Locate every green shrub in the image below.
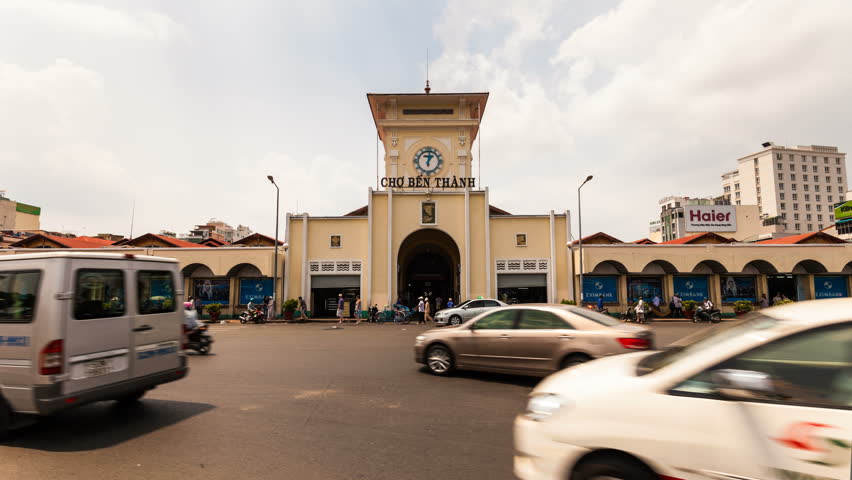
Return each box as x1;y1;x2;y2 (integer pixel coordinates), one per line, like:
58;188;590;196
682;300;698;311
733;300;753;313
560;299;577;305
206;303;222;314
774;298;795;306
283;298;298;313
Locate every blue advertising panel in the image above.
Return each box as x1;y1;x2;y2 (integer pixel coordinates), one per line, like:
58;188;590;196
627;276;663;302
194;279;230;305
814;276;849;299
720;276;756;303
582;276;618;303
673;276;708;302
239;278;274;305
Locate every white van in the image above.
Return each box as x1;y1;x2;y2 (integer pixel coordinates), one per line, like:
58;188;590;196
514;299;852;480
0;252;188;434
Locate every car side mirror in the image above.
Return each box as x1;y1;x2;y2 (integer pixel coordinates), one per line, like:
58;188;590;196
711;369;775;401
462;305;469;310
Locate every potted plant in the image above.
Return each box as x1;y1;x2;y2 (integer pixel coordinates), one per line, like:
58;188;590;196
774;298;795;306
560;299;577;305
733;300;753;316
206;303;222;321
682;300;698;318
283;298;298;321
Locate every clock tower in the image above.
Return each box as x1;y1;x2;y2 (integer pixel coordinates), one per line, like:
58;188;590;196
367;90;488;190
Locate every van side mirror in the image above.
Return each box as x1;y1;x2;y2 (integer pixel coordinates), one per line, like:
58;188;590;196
711;369;775;401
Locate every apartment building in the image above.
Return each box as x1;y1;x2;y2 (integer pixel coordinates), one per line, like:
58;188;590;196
721;143;847;234
654;195;784;242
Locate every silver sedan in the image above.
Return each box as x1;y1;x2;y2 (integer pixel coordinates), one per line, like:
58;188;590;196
434;298;507;326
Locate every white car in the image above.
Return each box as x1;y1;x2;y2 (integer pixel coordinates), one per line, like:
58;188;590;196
514;298;852;480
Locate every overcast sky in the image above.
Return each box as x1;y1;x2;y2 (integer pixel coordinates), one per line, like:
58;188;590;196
2;0;851;241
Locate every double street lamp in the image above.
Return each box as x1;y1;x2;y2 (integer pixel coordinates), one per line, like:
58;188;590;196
577;175;593;305
267;175;280;319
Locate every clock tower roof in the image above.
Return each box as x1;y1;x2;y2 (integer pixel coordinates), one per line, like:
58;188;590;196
366;91;489;142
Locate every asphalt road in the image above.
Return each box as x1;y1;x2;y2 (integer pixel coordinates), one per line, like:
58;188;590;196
2;321;713;480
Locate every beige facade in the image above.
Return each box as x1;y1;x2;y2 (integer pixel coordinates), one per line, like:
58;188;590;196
0;196;40;231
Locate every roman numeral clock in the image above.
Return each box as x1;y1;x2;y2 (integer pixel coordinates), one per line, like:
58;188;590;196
413;147;443;176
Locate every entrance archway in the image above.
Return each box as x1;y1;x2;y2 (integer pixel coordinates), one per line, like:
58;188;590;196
397;229;460;308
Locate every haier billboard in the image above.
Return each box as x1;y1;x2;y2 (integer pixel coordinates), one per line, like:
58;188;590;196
684;205;736;232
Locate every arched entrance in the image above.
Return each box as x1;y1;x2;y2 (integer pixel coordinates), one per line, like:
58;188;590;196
397;229;460;308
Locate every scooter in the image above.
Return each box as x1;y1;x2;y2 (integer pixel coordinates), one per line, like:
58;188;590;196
239;307;266;324
185;324;214;354
620;307;637;322
693;306;721;323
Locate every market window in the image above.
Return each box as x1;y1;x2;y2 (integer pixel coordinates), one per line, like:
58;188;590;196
74;269;125;319
735;192;741;198
818;224;823;230
734;183;740;190
791;174;796;181
815;185;820;192
781;213;786;219
817;205;822;211
806;204;811;211
138;271;176;315
825;166;830;173
777;173;783;180
330;235;341;248
736;200;741;205
816;195;821;201
830;214;835;221
801;165;806;172
826;176;831;183
829;195;834;202
838;177;844;184
777;163;782;170
779;193;785;200
812;156;817;162
838;168;843;174
792;184;798;191
515;233;527;247
828;186;833;192
780;202;786;209
806;214;812;221
421;201;436;224
803;175;808;181
836;158;842;164
792;193;798;200
808;223;813;230
818;214;823;222
813;165;818;172
778;183;783;190
793;204;799;210
775;153;782;160
0;270;41;323
794;213;800;221
795;223;800;230
804;194;810;201
804;185;809;191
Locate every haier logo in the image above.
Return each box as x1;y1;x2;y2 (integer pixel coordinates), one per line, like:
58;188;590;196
689;209;732;222
684;205;736;232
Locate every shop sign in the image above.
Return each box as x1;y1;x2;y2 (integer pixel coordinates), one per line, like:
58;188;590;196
627;276;663;302
673;276;708;301
814;276;849;299
833;200;852;222
380;176;476;189
581;276;618;303
194;279;230;305
720;276;756;303
684;205;736;232
239;278;273;305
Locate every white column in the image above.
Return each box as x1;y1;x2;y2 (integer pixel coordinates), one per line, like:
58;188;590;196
549;210;556;304
565;210;575;302
282;212;291;303
484;188;492;298
387;189;393;306
301;214;309;307
464;188;471;300
366;188;373;306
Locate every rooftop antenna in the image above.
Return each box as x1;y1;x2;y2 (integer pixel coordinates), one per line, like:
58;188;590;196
129;198;136;239
424;48;431;94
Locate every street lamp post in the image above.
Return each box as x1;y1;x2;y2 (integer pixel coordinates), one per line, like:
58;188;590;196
267;175;280;319
577;175;593;305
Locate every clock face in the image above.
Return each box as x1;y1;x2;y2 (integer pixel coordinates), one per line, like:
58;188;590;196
413;147;443;176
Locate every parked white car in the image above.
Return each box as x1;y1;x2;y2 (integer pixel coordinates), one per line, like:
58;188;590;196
0;252;189;435
434;298;507;326
514;298;852;480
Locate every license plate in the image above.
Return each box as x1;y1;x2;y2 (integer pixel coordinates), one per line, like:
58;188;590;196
84;358;112;378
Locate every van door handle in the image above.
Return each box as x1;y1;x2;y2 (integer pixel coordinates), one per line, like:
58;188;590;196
499;334;511;339
133;325;153;332
559;335;573;340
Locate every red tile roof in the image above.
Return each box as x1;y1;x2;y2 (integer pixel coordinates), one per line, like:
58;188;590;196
151;234;208;248
231;233;284;246
658;232;735;245
631;238;657;245
570;232;624;245
9;234;114;248
756;231;846;244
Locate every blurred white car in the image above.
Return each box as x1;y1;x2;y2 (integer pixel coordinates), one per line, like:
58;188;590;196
514;298;852;480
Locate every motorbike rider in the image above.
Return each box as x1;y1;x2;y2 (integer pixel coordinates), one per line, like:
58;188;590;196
184;301;202;331
702;297;715;312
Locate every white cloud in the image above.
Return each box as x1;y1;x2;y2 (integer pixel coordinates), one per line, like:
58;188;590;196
432;0;852;239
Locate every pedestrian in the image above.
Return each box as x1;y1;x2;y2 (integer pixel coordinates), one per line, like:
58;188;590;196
424;297;433;322
597;295;604;312
416;296;426;324
336;294;345;324
671;294;683;318
772;292;782;305
193;295;204;318
298;296;308;322
435;296;443;311
759;293;769;309
635;298;646;324
446;297;454;308
266;295;275;321
354;296;362;325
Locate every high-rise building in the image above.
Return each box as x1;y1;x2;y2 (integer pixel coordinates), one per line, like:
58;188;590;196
654;195;784;242
183;219;253;244
0;191;41;232
721;143;847;234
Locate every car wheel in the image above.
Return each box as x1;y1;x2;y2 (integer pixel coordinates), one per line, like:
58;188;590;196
560;353;591;370
115;390;146;405
573;455;656;480
199;343;211;355
425;344;455;376
449;315;462;326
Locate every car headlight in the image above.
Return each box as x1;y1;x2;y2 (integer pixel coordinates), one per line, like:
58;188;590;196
523;393;566;421
415;335;427;345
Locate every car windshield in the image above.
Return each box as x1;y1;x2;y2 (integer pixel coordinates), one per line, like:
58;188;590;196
454;300;471;309
566;306;621;326
636;315;778;376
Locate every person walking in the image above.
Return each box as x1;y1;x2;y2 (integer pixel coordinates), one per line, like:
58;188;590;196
424;297;433;322
446;297;454;308
298;296;308;322
671;294;683;318
336;294;345;324
354;296;362;325
635;298;646;324
596;295;604;312
416;296;426;324
759;293;769;309
266;295;275;321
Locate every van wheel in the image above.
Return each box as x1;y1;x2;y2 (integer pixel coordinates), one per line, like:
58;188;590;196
560;353;591;370
115;390;146;405
449;315;462;326
573;455;656;480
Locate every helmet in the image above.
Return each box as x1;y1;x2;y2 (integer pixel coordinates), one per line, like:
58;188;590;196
184;301;193;309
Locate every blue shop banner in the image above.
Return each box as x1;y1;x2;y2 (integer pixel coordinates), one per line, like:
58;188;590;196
673;276;708;302
720;276;756;303
239;278;274;305
194;279;230;305
814;276;849;299
582;276;618;303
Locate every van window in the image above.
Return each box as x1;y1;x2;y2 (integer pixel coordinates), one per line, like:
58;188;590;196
74;269;125;319
138;271;176;315
0;270;41;323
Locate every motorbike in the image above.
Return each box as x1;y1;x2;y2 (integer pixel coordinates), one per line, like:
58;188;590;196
185;324;214;354
239;307;266;324
693;306;721;323
620;307;637;322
